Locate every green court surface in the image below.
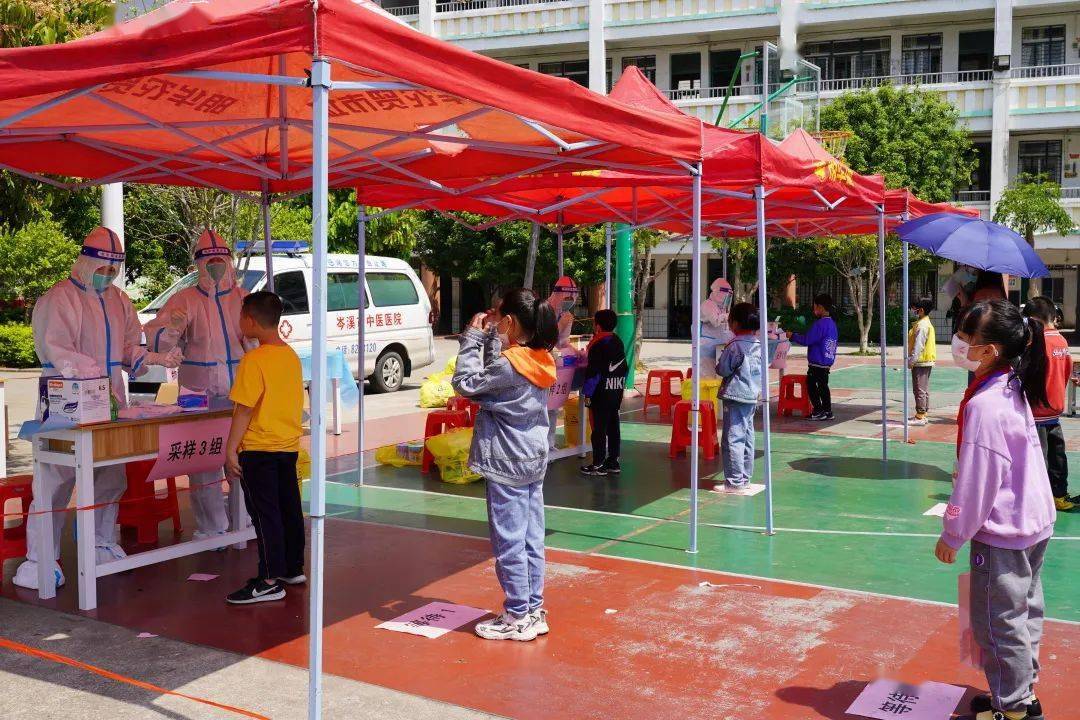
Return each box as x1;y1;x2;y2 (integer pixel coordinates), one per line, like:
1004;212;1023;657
828;364;969;393
318;423;1079;622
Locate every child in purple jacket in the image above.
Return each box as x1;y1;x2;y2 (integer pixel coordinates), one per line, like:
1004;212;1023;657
937;299;1056;720
791;293;838;420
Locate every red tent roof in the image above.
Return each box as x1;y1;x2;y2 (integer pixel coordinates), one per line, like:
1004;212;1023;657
0;0;704;193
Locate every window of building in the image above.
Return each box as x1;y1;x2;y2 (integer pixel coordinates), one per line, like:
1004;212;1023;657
275;271;309;315
958;30;993;73
902;33;942;77
621;55;656;84
709;49;743;94
966;142;991;191
1044;276;1065;305
1021;26;1066;68
670;52;702;94
538;59;589;87
802;37;891;81
368;272;420;307
1018;140;1063;183
644;260;656;308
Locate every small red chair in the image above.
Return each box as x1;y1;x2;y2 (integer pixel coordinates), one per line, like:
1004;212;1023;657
669;401;719;460
119;460;182;545
0;474;33;563
421;409;470;473
446;396;480;427
643;369;684;418
777;374;814;418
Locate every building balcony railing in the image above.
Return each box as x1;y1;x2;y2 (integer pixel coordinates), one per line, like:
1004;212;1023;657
818;70;992;92
1011;64;1080;80
434;0;587;39
954;190;990;203
385;4;419;16
435;0;565;11
1061;187;1080;200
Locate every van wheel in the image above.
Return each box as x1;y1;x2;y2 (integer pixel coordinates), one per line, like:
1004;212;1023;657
371;350;405;393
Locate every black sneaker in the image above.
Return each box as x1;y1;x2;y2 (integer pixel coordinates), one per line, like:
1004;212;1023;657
970;694;1043;720
808;412;824;421
602;460;621;474
226;578;285;605
580;464;608;476
819;411;835;421
277;574;307;586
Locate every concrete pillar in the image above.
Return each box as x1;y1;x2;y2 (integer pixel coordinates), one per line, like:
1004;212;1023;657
588;0;606;93
419;0;436;36
989;0;1013;214
101;183;125;283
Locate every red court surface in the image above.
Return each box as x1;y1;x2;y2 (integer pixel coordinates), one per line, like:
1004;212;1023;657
5;519;1078;720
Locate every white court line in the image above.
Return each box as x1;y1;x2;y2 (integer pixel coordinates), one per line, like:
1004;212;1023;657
324;478;1080;541
336;515;1080;627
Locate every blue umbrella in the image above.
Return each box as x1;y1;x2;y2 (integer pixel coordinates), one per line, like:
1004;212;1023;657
896;213;1049;279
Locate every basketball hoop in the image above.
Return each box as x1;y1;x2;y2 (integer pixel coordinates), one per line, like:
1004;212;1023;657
811;130;853;159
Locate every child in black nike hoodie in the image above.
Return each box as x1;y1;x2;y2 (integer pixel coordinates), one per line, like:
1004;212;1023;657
580;309;627;477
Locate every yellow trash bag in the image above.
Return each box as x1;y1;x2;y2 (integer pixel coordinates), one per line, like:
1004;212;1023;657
419;355;458;408
562;393;592;448
681;378;721;413
425;427;481;484
375;441;424;467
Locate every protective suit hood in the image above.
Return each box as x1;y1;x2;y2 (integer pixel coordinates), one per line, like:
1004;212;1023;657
193;229;236;293
71;227;124;290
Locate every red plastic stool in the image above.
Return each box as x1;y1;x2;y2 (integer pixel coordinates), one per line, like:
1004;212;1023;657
0;475;33;563
778;374;814;417
669;401;719;460
643;369;684;418
119;460;182;545
446;396;480;427
421;409;470;473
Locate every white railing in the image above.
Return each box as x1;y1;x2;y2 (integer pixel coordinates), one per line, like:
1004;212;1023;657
1011;64;1080;80
954;190;990;203
819;70;992;92
606;0;777;24
665;85;760;101
384;4;419;15
1061;187;1080;200
436;0;565;10
436;0;587;38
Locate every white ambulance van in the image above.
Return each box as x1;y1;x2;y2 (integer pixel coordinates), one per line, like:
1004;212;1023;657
136;250;435;393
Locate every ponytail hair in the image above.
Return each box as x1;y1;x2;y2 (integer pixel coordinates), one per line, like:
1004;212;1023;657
959;299;1049;408
499;288;558;351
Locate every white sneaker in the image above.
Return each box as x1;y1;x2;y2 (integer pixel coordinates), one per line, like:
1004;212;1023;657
530;609;549;635
908;416;929;426
475;612;538;641
277;574;307;585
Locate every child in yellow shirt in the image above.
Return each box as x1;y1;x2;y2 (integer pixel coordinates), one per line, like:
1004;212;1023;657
225;292;305;605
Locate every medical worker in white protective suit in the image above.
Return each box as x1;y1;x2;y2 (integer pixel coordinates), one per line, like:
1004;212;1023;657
546;276;581;451
14;227;183;590
699;278;734;379
142;229;248;542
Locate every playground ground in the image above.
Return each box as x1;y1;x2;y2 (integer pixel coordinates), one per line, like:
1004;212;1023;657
1;349;1078;719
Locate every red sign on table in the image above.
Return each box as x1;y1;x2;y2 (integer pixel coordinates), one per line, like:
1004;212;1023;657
147;417;231;482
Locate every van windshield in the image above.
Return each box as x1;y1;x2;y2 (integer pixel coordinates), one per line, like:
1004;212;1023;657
142;269;266;314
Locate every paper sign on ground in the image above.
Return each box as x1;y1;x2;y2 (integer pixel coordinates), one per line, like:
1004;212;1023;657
958;572;984;670
376;602;488;639
147;417;231;483
137;632;158;638
923;503;947;517
710;483;766;497
187;573;219;582
846;679;964;720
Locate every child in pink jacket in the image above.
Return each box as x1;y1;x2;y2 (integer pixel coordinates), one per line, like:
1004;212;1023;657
938;299;1056;720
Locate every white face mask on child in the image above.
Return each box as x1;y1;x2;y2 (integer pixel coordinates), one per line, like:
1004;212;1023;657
950;335;982;371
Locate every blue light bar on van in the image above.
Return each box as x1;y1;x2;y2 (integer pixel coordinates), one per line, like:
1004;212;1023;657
235;241;311;253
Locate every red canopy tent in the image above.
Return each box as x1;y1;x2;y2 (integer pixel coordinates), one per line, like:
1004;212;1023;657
0;3;714;718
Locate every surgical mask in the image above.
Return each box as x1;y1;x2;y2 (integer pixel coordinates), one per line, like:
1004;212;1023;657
498;332;510;347
950;336;982;371
207;260;228;284
92;271;115;291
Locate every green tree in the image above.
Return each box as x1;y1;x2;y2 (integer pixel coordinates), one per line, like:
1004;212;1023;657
993;175;1074;299
0;217;80;319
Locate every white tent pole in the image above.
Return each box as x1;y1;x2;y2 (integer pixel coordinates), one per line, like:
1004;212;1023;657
358;203;367;484
604;223;612;309
261;186;275;292
755;185;775;536
901;216;910;443
557;214;564;277
307;57;331;720
877;207;888;463
688;165;702;554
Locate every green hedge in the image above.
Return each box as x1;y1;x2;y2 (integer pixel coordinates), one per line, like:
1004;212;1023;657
0;323;38;368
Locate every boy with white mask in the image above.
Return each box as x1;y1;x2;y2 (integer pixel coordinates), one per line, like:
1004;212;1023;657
143;229;249;541
14;227;182;590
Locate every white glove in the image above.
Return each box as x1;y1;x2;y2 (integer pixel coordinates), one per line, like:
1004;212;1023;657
59;360;103;379
167;310;188;332
147;348;184;369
